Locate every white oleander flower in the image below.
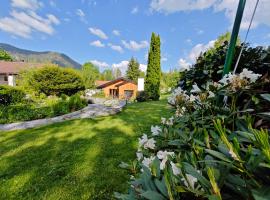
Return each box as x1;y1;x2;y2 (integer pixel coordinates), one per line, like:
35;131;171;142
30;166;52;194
189;94;196;102
142;156;155;169
157;150;175;170
136;152;143;161
166;117;174;126
170;162;181;175
181;173;198;189
138;134;156;149
190;83;201;93
151;125;162;136
208;91;215;98
161;117;166;124
240;68;261;83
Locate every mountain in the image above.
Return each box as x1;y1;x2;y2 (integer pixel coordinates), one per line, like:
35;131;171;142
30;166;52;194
0;43;82;69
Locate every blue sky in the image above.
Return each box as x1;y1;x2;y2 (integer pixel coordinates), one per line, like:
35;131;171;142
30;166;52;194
0;0;269;72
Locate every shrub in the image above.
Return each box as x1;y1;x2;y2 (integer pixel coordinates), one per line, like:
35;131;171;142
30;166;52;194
68;94;87;112
0;85;25;105
117;68;270;200
29;66;85;96
136;91;149;102
0;94;87;124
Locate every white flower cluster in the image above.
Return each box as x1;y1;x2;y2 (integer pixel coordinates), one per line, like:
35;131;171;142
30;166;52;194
151;125;162;136
161;117;174;126
219;68;261;91
157;150;175;170
138;134;156;150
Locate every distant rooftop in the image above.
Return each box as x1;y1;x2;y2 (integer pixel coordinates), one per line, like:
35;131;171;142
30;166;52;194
0;61;47;74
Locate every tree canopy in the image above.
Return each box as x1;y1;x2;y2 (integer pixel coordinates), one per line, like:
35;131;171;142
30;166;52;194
29;66;85;96
126;57;140;82
81;62;100;89
0;49;13;61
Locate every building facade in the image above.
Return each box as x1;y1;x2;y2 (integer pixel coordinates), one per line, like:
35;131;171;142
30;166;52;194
96;77;138;99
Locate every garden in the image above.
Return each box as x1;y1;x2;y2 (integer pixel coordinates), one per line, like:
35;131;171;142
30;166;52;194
0;66;87;124
116;38;270;199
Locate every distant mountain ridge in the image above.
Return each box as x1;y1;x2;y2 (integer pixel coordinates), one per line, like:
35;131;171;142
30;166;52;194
0;43;82;69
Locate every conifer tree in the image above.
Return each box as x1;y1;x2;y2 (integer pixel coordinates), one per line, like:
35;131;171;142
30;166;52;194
126;57;140;82
145;33;161;100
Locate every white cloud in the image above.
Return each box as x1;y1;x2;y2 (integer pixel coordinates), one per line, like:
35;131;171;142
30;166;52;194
139;64;147;72
150;0;270;29
11;0;43;10
0;10;60;38
186;38;192;44
161;56;168;62
214;0;270;29
108;43;123;53
112;29;120;36
76;9;88;23
91;60;109;68
76;9;85;17
11;10;59;34
0;17;31;38
112;60;147;75
188;40;215;62
178;58;191;71
122;40;149;51
131;6;139;14
47;14;60;25
197;29;204;35
89;27;108;39
0;0;60;38
150;0;216;13
90;40;105;47
112;60;129;74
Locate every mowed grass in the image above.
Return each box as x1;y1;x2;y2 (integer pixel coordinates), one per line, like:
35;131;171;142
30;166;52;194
0;97;172;200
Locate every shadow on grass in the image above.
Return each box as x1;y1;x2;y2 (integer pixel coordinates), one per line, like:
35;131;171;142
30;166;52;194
0;98;173;199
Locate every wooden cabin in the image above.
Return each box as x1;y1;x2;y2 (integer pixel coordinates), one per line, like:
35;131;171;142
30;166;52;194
96;77;138;99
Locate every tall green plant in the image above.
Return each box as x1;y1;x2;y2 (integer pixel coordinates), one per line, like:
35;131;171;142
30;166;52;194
126;57;140;82
145;33;161;100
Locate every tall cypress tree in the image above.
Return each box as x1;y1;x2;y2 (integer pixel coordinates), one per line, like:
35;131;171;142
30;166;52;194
126;57;140;82
145;33;161;100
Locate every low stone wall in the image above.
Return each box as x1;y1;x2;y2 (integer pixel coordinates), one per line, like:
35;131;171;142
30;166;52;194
0;101;126;131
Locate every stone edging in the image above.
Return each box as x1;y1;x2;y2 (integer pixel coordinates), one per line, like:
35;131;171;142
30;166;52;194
0;101;126;131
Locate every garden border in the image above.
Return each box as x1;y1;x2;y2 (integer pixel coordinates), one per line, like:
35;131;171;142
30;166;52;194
0;101;126;131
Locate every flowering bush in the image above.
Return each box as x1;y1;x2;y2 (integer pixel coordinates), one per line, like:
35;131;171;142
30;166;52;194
116;69;270;200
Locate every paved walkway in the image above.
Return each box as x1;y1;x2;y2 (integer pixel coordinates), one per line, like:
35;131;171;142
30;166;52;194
0;102;126;131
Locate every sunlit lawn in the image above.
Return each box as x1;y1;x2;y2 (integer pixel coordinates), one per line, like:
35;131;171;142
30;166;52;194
0;97;172;200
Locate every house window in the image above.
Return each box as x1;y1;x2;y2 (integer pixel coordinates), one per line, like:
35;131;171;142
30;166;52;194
4;75;8;81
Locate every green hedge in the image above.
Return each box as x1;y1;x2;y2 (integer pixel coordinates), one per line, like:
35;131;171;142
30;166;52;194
0;85;25;105
0;94;87;124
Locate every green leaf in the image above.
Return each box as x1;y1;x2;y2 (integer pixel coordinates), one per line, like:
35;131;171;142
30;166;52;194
260;94;270;102
205;149;231;163
183;162;211;189
141;191;166;200
252;187;270;200
208;194;222;200
154;178;168;197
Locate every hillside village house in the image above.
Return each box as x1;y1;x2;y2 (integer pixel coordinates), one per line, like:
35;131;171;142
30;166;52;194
96;77;141;99
0;61;44;86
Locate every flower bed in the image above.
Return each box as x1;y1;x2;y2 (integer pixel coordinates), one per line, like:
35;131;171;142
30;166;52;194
116;69;270;200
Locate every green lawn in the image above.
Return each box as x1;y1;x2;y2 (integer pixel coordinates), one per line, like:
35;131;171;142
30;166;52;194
0;97;172;200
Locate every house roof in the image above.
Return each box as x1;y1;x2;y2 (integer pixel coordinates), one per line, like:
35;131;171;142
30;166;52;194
97;77;136;89
95;80;110;86
0;61;46;74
